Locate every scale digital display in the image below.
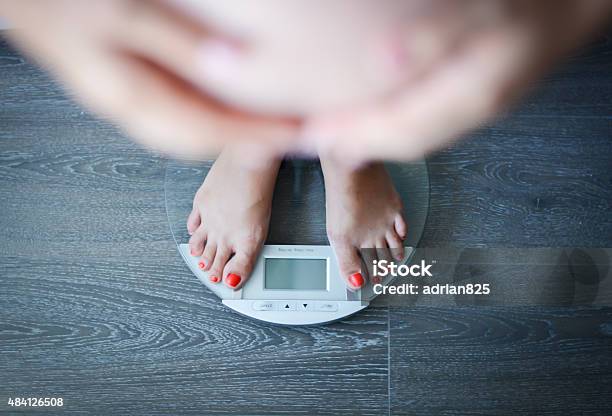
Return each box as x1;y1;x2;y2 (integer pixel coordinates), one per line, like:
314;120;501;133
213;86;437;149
264;258;328;290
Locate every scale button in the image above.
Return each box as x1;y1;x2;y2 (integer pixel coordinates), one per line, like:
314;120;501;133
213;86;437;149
277;302;296;311
315;302;338;312
252;301;275;311
298;302;314;311
279;302;296;311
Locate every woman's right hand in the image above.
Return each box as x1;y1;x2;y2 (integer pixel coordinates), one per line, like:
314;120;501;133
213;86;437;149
0;0;299;159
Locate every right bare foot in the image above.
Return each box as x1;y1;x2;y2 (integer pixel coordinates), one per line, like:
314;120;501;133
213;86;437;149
187;148;280;290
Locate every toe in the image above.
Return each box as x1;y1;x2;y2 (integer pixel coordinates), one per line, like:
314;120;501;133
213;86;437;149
386;231;405;261
188;227;206;257
187;208;201;236
332;239;365;291
200;240;217;272
394;214;408;240
374;240;393;284
208;245;231;285
222;249;257;291
360;244;378;284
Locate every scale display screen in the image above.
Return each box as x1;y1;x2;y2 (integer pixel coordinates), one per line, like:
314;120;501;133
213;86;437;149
264;258;328;290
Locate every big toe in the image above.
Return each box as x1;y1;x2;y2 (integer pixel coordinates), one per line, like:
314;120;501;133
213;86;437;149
223;249;258;291
331;239;365;291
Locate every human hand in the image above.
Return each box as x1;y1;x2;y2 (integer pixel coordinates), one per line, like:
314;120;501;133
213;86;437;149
0;0;299;159
300;0;612;164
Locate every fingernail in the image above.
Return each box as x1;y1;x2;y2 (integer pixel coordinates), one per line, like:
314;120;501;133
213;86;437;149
210;275;220;284
198;40;241;82
348;272;364;288
226;273;241;288
198;261;206;269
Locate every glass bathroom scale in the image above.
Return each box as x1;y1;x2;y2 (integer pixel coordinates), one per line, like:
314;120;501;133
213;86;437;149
165;159;429;325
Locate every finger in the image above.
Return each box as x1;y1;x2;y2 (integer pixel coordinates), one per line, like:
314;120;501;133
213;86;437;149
383;1;479;79
305;27;530;163
110;0;230;91
74;52;298;159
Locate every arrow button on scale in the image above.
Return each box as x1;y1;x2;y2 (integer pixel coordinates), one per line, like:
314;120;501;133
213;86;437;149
281;302;296;311
298;302;314;312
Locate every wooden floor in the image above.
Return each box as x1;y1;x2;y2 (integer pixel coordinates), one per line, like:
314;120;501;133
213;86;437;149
1;32;611;415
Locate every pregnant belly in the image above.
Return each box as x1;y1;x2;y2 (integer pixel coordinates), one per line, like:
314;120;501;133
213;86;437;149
176;0;413;116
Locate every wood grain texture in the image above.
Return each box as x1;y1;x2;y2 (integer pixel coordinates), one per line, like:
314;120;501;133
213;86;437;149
422;90;612;247
1;257;388;415
0;37;388;415
389;307;612;416
1;28;612;416
388;32;612;416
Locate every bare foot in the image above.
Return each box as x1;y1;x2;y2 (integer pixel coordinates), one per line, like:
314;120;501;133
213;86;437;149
187;148;280;290
320;158;407;290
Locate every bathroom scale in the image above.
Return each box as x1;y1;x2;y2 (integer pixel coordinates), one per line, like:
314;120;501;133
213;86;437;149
165;159;429;325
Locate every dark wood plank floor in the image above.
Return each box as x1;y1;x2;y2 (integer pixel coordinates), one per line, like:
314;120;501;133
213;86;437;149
1;30;611;416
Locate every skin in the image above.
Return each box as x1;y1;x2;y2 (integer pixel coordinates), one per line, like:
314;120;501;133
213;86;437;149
301;0;612;164
0;0;298;160
187;147;408;291
319;157;407;290
3;1;611;291
185;0;612;290
188;0;612;164
3;1;611;161
187;146;281;290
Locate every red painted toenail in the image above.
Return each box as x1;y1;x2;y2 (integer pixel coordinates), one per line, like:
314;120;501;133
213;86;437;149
198;261;206;269
349;272;364;288
226;273;241;288
210;275;220;283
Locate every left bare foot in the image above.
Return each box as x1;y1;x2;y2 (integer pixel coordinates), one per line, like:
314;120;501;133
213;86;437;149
320;158;407;290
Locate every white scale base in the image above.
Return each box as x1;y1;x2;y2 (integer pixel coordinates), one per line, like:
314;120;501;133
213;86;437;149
179;244;413;326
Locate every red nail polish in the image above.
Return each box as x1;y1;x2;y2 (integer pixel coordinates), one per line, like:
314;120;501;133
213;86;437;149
198;261;205;269
210;275;220;283
349;272;364;288
226;273;241;288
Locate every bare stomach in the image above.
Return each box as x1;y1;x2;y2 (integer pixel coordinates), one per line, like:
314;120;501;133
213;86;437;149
173;0;413;116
